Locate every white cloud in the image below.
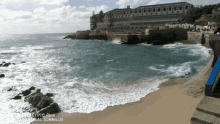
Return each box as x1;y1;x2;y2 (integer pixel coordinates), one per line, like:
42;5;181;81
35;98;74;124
1;0;28;8
79;6;86;8
0;0;69;7
116;0;130;8
36;0;69;5
0;4;109;34
34;7;47;14
86;5;109;13
147;0;160;5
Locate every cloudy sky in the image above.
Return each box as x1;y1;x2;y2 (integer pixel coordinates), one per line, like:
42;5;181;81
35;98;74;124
0;0;219;34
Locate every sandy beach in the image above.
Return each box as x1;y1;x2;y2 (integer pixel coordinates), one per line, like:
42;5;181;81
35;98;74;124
32;44;214;124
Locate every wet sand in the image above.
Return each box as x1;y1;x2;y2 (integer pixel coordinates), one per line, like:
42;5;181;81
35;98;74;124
32;44;213;124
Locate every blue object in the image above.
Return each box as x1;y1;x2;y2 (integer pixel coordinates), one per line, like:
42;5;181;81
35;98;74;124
205;55;220;96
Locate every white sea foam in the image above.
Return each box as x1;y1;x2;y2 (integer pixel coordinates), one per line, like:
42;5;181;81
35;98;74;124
112;39;121;44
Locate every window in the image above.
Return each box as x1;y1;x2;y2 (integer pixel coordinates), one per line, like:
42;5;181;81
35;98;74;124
177;11;179;13
180;6;182;10
171;7;174;10
186;6;188;9
139;10;141;13
158;8;160;11
169;7;171;11
153;9;155;12
163;8;166;11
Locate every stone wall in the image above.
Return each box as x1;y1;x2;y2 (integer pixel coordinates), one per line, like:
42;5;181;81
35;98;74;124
209;34;220;67
187;32;213;44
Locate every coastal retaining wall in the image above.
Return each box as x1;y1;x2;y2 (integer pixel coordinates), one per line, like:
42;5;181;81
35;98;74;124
149;28;188;41
209;34;220;67
187;32;213;44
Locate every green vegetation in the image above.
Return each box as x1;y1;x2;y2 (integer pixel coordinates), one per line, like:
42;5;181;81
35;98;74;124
183;3;220;24
99;10;104;22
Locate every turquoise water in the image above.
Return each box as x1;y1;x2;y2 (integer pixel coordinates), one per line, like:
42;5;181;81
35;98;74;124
0;34;211;123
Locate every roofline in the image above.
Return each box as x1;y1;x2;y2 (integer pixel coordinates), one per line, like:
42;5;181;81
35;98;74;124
105;2;194;13
136;2;194;8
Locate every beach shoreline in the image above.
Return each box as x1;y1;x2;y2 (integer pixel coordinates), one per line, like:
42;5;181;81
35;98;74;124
31;43;213;124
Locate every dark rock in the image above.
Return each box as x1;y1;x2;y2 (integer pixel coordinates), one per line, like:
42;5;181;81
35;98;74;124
0;62;14;67
36;96;54;109
27;92;44;107
29;86;35;91
152;40;164;45
38;103;61;115
7;88;13;91
21;61;26;63
22;90;31;96
63;34;76;39
122;35;140;44
2;63;11;67
45;93;54;97
12;95;22;100
0;74;5;78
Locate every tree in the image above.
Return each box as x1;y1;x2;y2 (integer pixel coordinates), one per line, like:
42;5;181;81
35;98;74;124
91;11;98;30
108;12;114;29
99;10;104;22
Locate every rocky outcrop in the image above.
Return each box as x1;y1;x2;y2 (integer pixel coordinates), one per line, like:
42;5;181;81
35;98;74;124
122;35;141;44
152;40;174;45
0;61;15;67
63;34;76;39
10;86;61;118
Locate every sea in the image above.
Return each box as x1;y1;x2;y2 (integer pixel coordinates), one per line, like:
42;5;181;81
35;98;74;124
0;33;212;124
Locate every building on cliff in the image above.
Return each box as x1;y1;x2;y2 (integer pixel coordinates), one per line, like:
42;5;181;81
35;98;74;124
90;2;194;31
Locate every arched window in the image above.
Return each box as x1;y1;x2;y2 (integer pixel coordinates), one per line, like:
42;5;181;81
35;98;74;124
174;7;176;10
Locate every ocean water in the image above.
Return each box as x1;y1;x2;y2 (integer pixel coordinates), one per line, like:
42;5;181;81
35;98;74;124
0;33;212;124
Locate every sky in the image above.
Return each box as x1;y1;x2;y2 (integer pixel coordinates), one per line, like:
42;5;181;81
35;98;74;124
0;0;219;34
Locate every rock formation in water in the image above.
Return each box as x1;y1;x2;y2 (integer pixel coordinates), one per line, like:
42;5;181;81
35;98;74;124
10;86;61;118
0;61;15;67
0;74;5;78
